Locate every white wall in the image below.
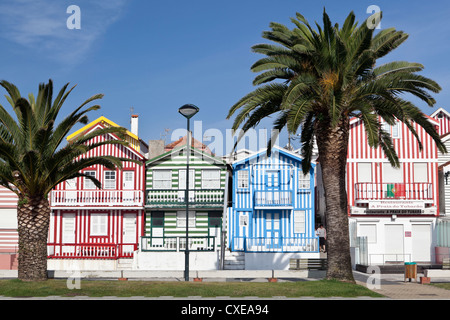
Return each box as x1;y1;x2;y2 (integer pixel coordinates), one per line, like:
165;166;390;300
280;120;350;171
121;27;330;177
352;217;437;264
134;251;220;270
244;252;320;270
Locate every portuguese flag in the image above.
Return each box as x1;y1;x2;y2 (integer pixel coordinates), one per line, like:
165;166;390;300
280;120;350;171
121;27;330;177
387;183;405;198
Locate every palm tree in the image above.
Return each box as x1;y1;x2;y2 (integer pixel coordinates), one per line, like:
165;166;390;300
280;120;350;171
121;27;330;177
226;10;446;282
0;79;134;281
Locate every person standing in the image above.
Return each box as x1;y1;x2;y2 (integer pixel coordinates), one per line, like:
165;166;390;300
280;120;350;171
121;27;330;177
318;225;327;253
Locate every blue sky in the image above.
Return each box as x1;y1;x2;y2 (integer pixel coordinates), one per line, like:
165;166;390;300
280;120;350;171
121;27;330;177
0;0;449;155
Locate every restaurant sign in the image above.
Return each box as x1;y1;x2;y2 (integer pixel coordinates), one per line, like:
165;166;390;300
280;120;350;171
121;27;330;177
368;200;425;210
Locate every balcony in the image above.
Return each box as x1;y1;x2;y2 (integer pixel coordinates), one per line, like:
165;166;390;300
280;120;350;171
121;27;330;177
50;190;143;207
254;190;292;208
354;183;433;202
146;189;224;208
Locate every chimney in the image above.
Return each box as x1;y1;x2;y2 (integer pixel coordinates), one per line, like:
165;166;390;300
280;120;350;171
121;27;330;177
131;114;139;136
148;140;165;160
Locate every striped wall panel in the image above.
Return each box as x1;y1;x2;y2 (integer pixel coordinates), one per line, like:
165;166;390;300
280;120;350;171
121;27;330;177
146;149;227;190
54;127;145;193
145;211;211;237
0;187;18;208
0;229;18;253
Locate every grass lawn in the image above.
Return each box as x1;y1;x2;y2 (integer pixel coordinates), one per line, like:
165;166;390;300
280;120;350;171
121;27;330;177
0;278;384;298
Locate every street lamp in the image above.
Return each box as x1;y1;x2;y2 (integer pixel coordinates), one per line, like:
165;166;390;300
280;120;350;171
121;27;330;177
178;104;199;281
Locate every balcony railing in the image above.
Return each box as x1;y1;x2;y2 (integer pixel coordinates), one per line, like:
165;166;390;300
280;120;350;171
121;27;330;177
146;189;224;207
47;243;137;259
50;190;143;206
230;237;318;253
254;190;292;207
140;236;216;252
354;183;433;201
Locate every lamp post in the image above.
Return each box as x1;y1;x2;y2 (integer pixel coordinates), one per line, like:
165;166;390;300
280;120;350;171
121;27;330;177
178;104;199;281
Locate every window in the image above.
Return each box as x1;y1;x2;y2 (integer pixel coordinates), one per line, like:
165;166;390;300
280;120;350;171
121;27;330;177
153;170;172;189
414;163;428;183
83;171;96;189
294;210;306;234
237;170;249;189
298;172;310;189
90;213;108;236
202;170;221;189
383;163;402;183
266;170;279;187
66;178;77;190
358;163;372;183
151;212;164;227
177;211;195;228
179;169;195;190
104;171;116;189
383;121;401;139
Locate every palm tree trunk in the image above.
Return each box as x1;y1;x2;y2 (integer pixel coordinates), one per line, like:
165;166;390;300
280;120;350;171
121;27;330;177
17;195;50;281
316;117;355;283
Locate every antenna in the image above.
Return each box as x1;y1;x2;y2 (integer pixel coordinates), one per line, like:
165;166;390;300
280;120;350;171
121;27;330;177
160;128;171;143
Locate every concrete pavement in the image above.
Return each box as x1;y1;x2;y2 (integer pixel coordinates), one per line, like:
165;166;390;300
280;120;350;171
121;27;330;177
353;271;450;299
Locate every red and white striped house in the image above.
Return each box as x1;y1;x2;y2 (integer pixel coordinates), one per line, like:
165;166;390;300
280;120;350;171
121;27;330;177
316;114;441;266
48;115;148;271
430;108;450;262
346;115;440;265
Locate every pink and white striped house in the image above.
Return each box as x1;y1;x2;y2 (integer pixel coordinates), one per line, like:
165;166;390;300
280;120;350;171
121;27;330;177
0;186;19;270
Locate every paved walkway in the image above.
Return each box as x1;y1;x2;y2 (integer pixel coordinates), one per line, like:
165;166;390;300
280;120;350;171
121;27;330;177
353;271;450;299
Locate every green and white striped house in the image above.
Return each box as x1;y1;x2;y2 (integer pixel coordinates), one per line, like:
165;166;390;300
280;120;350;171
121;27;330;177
142;142;228;262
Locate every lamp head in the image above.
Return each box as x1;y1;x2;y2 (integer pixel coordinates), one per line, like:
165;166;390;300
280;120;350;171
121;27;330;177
178;104;199;119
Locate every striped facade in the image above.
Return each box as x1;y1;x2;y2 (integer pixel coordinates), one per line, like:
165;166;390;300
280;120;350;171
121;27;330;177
228;146;318;254
437;134;450;216
143;145;227;253
48;117;147;263
341;115;441;265
431;108;450;137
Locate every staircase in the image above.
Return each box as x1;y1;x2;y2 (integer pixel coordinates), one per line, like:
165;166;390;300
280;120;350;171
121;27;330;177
223;251;245;270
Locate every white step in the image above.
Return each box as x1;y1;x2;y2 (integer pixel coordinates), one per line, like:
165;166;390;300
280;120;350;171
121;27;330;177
224;251;245;270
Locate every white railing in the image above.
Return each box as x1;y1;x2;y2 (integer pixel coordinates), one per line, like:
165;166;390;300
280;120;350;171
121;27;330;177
355;183;433;201
50;190;143;206
231;237;318;252
146;189;224;206
140;236;216;252
47;243;137;259
254;190;292;207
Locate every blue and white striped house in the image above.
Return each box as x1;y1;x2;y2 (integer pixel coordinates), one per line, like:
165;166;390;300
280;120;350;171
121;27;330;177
227;146;319;269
